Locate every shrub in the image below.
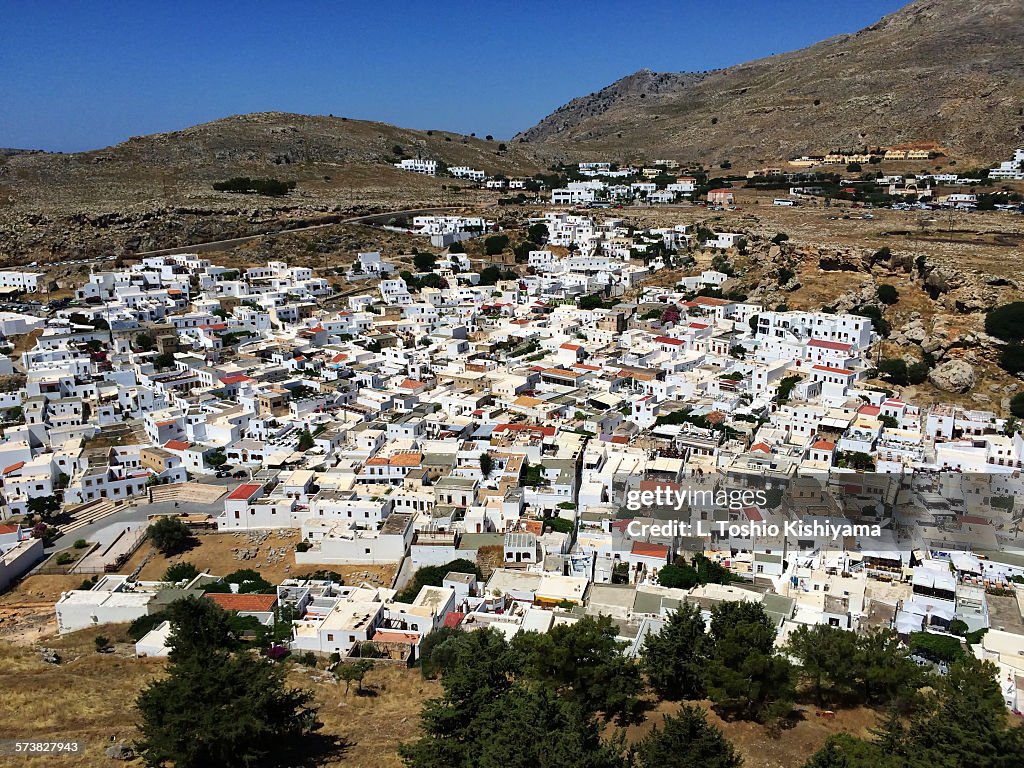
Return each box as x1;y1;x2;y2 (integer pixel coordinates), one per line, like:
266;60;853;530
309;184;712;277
909;631;964;663
484;234;510;256
999;343;1024;374
148;517;196;556
164;562;200;583
55;552;74;565
985;302;1024;343
1011;392;1024;419
73;538;88;549
877;284;899;304
212;177;295;196
879;358;909;385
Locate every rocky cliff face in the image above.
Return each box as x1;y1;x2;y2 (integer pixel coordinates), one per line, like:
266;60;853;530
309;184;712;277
516;0;1024;164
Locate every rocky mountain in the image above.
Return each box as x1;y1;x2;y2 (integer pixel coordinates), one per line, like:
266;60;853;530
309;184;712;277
0;112;541;212
516;0;1024;165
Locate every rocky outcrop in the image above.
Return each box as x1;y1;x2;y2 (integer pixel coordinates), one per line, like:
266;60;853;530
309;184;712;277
928;359;976;392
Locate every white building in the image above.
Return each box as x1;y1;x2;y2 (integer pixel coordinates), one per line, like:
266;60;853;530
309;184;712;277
395;158;438;175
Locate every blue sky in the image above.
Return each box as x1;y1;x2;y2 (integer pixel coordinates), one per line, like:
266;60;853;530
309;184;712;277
0;0;907;152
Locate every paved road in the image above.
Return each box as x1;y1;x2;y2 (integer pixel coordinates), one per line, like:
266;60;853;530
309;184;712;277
132;206;460;258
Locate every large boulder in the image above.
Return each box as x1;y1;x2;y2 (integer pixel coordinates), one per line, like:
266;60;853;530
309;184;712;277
893;318;928;345
928;359;975;393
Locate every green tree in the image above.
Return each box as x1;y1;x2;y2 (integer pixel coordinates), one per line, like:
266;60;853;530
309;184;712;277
147;517;196;556
137;642;319;767
396;559;480;603
877;284;899;305
704;602;793;722
985;302;1024;343
527;222;548;243
136;332;155;352
785;623;859;705
164;596;235;659
802;656;1024;768
297;428;315;451
335;659;375;695
413;251;437;272
472;685;627;768
1011;391;1024;419
998;343;1024;374
853;628;921;705
484;234;510;255
801;733;900;768
515;614;642;724
909;656;1024;768
401;627;627;768
27;494;60;521
203;568;275;595
163;561;200;583
636;706;743;768
400;628;516;767
479;266;502;285
908;632;964;664
642;602;710;700
478;452;493;478
878;358;909;385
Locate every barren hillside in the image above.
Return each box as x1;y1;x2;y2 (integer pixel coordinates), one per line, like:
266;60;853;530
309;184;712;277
516;0;1024;165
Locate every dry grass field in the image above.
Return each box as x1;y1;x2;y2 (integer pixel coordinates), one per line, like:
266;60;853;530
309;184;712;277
115;530;396;589
0;628;884;768
625;698;878;768
0;628;437;768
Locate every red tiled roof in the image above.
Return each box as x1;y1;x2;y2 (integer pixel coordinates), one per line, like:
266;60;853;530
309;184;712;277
653;335;684;346
443;612;465;629
2;461;25;475
164;440;190;451
0;524;20;534
227;483;262;501
743;507;764;522
959;515;990;526
372;630;420;644
493;424;556;437
812;364;853;375
631;542;669;558
206;593;277;612
687;296;732;307
811;440;836;451
751;442;772;453
220;374;254;385
858;405;881;417
808;339;852;351
559;343;582;351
